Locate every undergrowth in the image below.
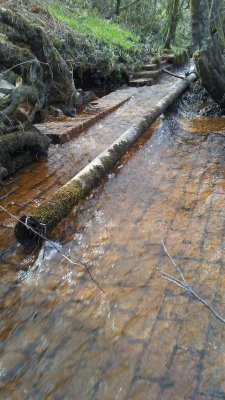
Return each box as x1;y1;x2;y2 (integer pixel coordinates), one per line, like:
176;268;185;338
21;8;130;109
48;2;143;70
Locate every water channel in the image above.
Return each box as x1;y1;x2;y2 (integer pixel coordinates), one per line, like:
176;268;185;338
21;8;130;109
1;74;225;399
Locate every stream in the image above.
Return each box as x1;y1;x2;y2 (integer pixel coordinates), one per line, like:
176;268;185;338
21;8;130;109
1;71;225;399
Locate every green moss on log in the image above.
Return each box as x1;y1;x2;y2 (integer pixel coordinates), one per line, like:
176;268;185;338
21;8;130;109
32;181;84;229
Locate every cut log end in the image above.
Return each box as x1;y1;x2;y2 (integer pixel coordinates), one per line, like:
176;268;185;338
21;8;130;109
14;215;45;251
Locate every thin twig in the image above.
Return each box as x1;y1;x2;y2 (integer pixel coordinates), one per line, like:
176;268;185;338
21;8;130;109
0;189;13;200
160;240;225;324
0;183;8;200
162;240;187;286
0;204;104;292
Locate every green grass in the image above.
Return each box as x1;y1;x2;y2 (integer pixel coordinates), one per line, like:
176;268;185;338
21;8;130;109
48;2;142;70
49;4;140;51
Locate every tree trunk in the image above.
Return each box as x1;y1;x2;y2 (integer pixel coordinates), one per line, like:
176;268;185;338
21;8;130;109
191;0;225;107
164;0;180;49
191;0;210;49
115;0;121;15
209;0;225;44
194;33;225;108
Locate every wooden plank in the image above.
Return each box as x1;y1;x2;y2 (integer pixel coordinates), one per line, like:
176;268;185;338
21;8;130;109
142;63;158;71
129;78;153;87
133;70;161;79
35;88;137;144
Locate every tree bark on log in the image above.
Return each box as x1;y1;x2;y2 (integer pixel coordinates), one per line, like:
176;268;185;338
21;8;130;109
14;72;197;249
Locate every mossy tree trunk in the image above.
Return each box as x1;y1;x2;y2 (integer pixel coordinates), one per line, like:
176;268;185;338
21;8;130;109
115;0;121;15
191;0;210;49
194;33;225;108
164;0;180;49
191;0;225;108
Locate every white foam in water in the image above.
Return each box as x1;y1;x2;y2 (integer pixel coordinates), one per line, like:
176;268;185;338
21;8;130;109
35;241;62;267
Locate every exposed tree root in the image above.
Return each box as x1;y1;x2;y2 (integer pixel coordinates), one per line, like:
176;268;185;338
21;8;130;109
0;6;81;131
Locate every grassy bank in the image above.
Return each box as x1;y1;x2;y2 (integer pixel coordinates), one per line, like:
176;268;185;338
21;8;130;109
48;2;143;71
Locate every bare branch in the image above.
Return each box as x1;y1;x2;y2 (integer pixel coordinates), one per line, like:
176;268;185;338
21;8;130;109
162;69;185;80
159;240;225;324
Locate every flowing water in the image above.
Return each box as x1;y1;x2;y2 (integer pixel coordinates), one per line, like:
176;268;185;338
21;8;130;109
1;76;225;399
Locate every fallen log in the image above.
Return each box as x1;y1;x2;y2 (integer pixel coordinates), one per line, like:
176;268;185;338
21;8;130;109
14;72;197;249
0;128;51;180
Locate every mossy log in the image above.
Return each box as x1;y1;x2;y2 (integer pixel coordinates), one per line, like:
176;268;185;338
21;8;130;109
14;72;197;249
0;127;51;179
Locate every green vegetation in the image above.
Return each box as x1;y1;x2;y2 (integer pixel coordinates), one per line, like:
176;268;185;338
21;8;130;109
48;2;143;69
49;5;139;50
47;0;192;67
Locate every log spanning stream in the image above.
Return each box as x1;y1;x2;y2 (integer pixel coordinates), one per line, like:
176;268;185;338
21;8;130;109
1;70;225;398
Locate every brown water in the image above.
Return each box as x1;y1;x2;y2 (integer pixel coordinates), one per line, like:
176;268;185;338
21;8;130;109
1;82;225;399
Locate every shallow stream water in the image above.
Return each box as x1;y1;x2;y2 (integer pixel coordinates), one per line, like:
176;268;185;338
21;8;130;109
1;77;225;399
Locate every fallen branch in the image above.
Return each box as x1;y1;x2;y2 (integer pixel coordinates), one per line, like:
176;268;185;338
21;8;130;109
158;240;225;324
162;68;185;79
0;204;104;292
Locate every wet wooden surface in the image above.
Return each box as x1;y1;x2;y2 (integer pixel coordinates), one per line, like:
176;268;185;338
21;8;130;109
35;88;137;143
